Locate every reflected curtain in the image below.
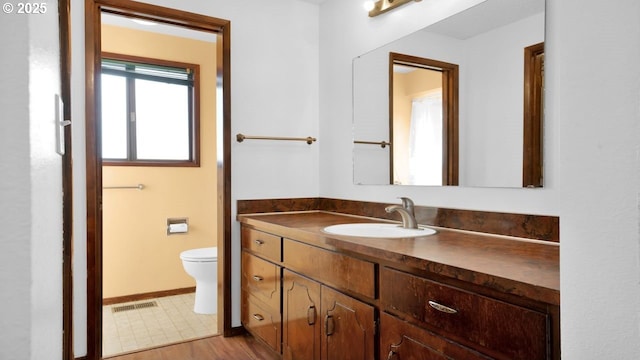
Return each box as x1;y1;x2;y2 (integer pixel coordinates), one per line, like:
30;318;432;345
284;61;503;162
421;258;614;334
408;92;443;185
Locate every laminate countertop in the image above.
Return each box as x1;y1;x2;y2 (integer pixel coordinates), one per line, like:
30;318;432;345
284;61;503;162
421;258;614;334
237;211;559;306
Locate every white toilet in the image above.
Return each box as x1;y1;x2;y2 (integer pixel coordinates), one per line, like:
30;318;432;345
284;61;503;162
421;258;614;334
180;247;218;314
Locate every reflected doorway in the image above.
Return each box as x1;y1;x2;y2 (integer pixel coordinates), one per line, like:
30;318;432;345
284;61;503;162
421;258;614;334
389;52;459;186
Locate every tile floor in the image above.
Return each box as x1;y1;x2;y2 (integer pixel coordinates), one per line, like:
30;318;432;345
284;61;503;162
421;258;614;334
102;293;218;357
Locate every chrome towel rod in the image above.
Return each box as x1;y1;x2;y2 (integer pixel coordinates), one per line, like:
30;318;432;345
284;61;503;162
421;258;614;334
354;140;391;149
103;184;145;190
236;133;317;145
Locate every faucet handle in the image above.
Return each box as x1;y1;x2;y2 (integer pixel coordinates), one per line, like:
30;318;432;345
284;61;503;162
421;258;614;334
399;197;414;207
398;197;415;217
399;196;414;208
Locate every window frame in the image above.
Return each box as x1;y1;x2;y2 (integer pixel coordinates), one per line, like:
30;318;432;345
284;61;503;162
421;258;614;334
100;52;201;167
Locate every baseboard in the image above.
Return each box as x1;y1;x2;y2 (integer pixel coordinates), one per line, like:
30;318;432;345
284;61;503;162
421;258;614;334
103;287;196;306
225;325;246;337
74;357;87;360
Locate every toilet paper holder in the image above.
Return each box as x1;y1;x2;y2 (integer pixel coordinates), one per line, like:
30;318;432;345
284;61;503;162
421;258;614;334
167;218;189;235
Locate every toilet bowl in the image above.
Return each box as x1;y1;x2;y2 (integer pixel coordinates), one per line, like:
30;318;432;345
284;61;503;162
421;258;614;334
180;247;218;314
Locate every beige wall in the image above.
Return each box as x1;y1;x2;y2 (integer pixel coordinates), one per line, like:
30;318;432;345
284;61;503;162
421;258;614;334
392;69;441;184
101;25;217;298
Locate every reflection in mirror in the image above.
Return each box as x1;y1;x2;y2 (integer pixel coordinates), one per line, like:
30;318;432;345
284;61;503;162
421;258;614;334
353;0;545;188
390;53;459;186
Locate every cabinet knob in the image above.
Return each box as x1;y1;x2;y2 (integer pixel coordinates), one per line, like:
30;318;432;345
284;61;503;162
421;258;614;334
254;239;265;245
252;313;264;321
428;300;458;314
386;350;399;360
252;275;264;282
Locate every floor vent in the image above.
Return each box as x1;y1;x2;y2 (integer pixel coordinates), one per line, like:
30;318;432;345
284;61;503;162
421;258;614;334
112;301;158;313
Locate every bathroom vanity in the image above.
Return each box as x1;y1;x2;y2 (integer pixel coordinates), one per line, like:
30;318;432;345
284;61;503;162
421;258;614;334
237;202;559;360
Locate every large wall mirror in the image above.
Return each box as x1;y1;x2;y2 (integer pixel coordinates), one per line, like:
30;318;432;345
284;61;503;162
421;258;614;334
353;0;545;188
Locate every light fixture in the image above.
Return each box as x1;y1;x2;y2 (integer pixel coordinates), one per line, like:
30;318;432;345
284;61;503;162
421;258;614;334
363;1;376;12
368;0;422;17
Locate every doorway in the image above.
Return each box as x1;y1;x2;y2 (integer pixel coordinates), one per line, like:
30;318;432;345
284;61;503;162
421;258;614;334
84;1;231;359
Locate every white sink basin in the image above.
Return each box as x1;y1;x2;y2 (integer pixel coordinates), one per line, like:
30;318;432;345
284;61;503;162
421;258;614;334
323;223;436;238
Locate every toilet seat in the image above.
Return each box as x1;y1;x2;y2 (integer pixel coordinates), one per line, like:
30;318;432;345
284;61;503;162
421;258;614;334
180;247;217;262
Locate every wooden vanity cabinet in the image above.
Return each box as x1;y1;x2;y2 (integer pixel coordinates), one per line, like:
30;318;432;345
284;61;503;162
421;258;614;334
239;222;558;360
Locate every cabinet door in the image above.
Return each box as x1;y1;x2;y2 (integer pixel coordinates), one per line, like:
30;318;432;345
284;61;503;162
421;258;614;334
321;286;375;360
283;270;321;360
380;312;493;360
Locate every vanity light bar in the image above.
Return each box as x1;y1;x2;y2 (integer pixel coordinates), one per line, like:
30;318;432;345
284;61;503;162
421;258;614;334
368;0;422;17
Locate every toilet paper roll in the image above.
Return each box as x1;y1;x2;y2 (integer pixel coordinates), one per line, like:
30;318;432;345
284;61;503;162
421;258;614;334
168;222;188;233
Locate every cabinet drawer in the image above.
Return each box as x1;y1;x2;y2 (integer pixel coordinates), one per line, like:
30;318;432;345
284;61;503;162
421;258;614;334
242;227;282;263
381;312;492;360
242;251;281;311
381;267;549;360
283;238;376;299
241;291;282;353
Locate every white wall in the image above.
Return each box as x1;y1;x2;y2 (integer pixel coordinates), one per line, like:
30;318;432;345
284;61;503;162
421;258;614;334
320;0;640;358
0;10;32;359
0;1;63;359
551;0;640;358
70;0;319;356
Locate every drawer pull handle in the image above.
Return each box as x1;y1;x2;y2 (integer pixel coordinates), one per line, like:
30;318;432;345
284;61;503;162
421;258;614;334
307;305;316;325
325;315;335;336
387;350;398;360
428;300;458;314
254;239;265;245
252;275;264;282
252;313;264;321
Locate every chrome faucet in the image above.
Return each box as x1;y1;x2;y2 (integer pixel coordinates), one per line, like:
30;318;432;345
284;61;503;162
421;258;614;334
385;197;418;229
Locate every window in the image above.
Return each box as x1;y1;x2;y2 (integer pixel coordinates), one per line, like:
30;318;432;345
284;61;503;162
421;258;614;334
100;53;200;166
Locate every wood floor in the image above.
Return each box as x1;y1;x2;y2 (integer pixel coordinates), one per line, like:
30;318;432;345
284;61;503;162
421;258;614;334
105;334;279;360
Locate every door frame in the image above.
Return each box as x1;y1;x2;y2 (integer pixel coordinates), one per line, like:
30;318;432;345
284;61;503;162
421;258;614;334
59;0;73;358
84;1;232;359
